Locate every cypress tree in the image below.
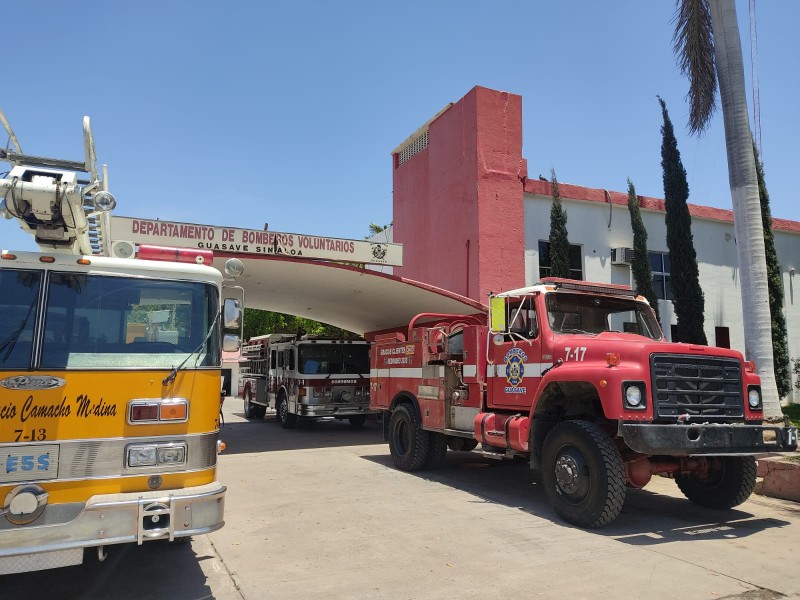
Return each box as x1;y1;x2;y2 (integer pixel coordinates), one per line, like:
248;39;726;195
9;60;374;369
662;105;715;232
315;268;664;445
753;143;791;398
549;168;571;279
658;97;707;345
626;178;660;322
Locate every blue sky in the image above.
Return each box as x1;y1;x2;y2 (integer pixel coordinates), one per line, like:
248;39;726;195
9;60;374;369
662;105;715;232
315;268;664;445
2;1;798;253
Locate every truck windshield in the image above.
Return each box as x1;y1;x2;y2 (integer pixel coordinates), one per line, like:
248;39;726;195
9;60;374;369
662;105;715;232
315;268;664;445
39;273;220;369
0;269;42;369
298;344;369;375
545;292;662;340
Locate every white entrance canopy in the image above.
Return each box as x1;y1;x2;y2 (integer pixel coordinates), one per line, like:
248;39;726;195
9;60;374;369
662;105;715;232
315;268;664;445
110;215;483;336
214;255;485;337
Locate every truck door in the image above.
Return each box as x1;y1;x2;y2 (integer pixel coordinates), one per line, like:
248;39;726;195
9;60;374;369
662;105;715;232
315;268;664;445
488;296;544;410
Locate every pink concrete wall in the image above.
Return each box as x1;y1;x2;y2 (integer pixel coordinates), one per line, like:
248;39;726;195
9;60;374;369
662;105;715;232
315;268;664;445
393;86;526;302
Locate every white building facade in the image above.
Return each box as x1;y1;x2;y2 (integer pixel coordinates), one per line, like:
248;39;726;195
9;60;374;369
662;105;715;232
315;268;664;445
523;183;800;401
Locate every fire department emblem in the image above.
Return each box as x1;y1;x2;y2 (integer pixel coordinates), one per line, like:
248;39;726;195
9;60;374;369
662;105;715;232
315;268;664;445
504;348;527;387
370;243;387;261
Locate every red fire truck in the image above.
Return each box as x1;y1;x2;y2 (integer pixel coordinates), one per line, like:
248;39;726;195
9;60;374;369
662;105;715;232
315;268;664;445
370;278;798;527
239;334;373;428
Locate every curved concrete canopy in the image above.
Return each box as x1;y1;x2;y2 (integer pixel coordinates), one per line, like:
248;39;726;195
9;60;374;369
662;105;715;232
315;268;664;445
214;254;485;337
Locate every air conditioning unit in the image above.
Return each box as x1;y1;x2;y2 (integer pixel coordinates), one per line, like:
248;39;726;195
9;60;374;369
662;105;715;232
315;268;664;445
111;240;135;259
611;247;634;265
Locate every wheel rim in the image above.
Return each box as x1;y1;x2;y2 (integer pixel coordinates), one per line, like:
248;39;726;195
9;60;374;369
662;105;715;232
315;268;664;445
553;445;591;503
393;417;410;457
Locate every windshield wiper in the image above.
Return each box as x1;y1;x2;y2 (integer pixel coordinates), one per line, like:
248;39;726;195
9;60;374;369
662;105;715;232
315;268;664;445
0;301;36;362
162;311;220;386
558;328;597;336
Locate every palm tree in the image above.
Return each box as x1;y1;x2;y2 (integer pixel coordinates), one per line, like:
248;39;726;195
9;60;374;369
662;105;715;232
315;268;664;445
673;0;780;418
366;222;391;240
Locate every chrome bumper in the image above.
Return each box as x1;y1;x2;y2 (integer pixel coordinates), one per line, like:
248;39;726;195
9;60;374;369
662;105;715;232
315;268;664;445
0;482;225;573
296;402;373;417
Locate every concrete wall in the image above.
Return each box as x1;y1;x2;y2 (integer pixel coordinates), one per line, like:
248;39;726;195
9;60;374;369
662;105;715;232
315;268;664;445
392;86;526;300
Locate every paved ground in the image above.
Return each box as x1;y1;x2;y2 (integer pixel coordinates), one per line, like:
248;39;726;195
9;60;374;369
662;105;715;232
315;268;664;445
3;398;800;600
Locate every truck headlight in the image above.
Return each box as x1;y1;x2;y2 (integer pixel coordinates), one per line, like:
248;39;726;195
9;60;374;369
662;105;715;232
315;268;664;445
747;386;762;410
157;445;186;465
623;382;646;410
127;442;187;467
127;445;157;467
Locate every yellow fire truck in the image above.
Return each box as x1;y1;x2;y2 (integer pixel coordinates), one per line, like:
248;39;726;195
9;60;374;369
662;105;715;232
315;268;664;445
0;111;244;573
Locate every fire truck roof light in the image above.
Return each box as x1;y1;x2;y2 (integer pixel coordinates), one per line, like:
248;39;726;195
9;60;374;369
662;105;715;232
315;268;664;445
1;252;17;260
543;278;638;298
39;256;56;263
77;258;91;265
137;244;214;266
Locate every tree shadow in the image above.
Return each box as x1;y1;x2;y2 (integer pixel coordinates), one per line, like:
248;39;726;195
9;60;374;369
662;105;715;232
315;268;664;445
220;414;386;455
361;451;792;545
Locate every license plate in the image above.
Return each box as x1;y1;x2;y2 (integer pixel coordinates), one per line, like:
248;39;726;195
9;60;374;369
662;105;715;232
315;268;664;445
0;444;59;484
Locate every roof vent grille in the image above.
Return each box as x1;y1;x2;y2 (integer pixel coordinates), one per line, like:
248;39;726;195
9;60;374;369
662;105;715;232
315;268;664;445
397;130;428;166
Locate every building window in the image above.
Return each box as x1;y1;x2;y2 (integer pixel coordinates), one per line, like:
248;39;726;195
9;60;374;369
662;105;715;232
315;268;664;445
715;327;730;349
649;251;671;300
538;241;583;280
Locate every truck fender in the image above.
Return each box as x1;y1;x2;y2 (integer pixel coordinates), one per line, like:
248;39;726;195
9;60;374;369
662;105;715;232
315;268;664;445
528;375;605;469
384;393;421;441
388;392;422;421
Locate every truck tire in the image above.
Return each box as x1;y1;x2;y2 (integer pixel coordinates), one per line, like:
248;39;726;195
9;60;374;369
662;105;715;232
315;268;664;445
675;456;757;509
424;432;448;468
277;394;297;429
348;415;367;428
388;404;429;471
541;420;626;528
243;390;260;420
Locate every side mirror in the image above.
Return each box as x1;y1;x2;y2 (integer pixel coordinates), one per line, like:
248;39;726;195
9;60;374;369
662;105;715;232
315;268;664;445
527;309;539;338
223;298;241;330
223;333;241;352
489;296;506;333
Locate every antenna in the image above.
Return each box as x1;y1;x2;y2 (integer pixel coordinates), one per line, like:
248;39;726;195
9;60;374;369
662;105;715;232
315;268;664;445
749;0;762;155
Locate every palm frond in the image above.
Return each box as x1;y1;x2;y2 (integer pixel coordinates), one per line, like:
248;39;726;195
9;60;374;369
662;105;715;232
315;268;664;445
672;0;717;134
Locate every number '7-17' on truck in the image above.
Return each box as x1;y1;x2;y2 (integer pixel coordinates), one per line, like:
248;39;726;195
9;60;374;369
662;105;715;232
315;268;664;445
369;278;798;528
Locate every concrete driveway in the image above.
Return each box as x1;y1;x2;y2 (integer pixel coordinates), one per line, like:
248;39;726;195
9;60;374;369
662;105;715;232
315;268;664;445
2;399;799;599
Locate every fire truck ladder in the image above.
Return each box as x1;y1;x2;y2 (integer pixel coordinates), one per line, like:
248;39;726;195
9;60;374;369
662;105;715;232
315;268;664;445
1;109;115;256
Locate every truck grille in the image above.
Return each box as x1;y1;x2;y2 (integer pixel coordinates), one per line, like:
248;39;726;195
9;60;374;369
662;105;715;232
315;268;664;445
650;354;743;421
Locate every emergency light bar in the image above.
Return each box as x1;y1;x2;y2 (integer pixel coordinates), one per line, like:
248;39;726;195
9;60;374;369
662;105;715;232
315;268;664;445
137;245;213;266
541;278;638;298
